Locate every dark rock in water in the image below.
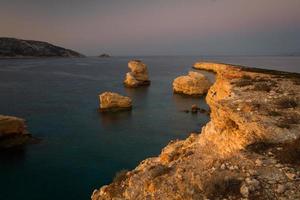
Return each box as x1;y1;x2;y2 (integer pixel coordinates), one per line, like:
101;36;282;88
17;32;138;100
0;37;84;58
98;53;111;58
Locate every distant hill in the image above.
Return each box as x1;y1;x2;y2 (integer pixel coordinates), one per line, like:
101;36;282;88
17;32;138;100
0;37;84;58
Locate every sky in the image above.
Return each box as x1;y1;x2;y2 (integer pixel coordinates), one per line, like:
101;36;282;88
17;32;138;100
0;0;300;56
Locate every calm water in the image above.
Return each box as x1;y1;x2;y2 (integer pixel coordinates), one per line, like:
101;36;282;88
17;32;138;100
0;56;299;200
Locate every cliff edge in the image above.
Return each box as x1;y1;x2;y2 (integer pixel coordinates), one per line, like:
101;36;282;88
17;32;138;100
92;62;300;200
0;37;84;58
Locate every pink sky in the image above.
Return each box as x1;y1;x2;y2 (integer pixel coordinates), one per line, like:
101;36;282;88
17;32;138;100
1;0;300;55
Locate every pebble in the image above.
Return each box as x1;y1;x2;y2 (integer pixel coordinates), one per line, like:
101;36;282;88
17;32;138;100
255;159;263;167
275;163;283;168
286;173;296;180
220;163;226;170
276;184;286;194
240;184;249;197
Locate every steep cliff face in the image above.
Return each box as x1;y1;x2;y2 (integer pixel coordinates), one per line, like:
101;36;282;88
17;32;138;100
0;37;84;58
92;63;300;200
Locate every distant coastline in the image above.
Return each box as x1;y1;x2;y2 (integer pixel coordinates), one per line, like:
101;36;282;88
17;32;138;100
0;37;85;58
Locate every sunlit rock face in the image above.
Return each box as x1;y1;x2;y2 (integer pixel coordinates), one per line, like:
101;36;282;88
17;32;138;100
92;63;300;200
99;92;132;112
0;115;31;149
124;60;150;87
173;71;212;96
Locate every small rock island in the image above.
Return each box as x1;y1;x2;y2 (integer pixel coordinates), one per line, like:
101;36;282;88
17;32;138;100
124;60;151;87
99;92;132;112
0;37;84;58
0;115;31;149
173;71;212;96
98;53;111;58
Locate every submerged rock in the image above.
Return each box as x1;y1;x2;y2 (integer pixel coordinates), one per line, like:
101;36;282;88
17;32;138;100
99;92;132;112
173;71;212;96
0;115;31;149
124;60;150;87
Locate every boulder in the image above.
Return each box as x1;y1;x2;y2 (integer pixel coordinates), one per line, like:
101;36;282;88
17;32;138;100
99;92;132;112
173;71;212;96
0;115;31;149
124;60;150;87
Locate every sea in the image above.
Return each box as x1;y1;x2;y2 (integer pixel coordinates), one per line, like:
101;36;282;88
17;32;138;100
0;56;299;200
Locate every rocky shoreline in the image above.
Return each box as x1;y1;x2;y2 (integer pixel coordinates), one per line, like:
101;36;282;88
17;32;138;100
91;62;300;200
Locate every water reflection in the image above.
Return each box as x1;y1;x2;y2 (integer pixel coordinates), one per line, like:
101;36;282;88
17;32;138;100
172;93;208;111
99;111;132;127
0;147;27;165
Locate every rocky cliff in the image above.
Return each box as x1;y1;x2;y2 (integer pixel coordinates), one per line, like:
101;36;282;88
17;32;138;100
92;62;300;200
0;37;84;58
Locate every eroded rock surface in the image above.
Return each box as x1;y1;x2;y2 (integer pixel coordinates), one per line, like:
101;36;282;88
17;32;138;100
92;63;300;200
99;92;132;112
124;60;150;87
173;71;212;96
0;115;31;148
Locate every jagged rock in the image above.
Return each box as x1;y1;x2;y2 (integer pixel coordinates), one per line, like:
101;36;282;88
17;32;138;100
99;92;132;112
0;115;31;148
124;60;150;87
92;63;300;200
0;37;84;58
173;71;212;96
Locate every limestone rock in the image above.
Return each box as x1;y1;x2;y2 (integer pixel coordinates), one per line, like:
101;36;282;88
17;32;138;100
99;92;132;112
0;115;31;149
124;60;150;87
92;62;300;200
173;71;212;96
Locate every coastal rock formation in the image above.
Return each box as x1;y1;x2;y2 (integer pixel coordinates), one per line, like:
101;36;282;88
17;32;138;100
173;71;212;96
92;62;300;200
98;53;110;58
124;60;151;87
99;92;132;112
0;37;84;58
0;115;31;148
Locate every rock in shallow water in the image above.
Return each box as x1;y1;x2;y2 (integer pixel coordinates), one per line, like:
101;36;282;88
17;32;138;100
173;71;212;96
0;115;31;149
99;92;132;112
124;60;151;87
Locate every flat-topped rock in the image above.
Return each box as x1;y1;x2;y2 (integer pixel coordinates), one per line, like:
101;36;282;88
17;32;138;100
99;92;132;112
173;71;212;96
124;60;150;87
0;115;31;149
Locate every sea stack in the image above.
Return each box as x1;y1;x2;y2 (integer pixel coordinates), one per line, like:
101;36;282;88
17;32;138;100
99;92;132;112
124;60;151;87
0;115;31;149
173;71;212;96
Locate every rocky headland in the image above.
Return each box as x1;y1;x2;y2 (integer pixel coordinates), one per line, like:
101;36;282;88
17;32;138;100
0;37;84;58
0;115;32;149
124;60;151;87
92;62;300;200
99;92;132;112
173;71;212;96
